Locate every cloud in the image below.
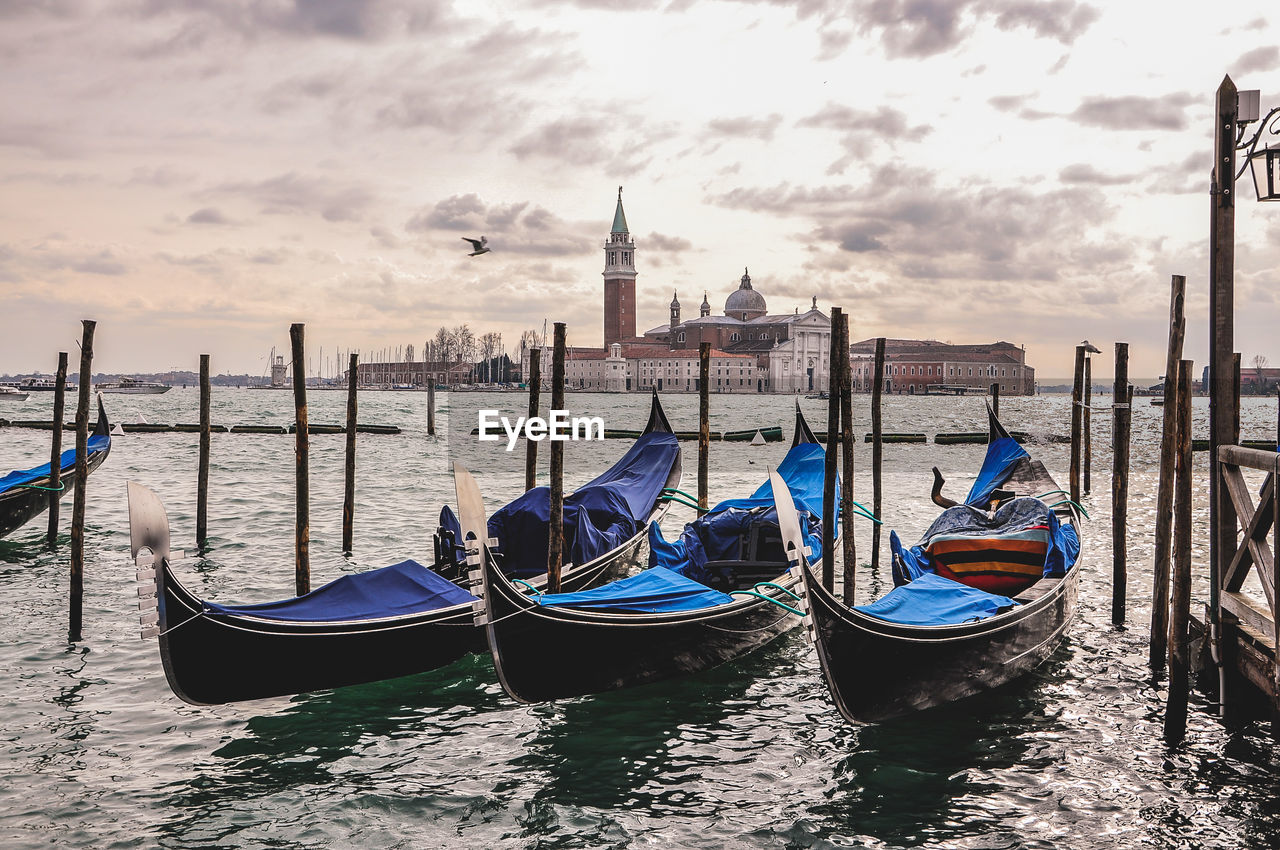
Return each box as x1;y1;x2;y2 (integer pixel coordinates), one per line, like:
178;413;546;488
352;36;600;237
210;172;375;222
186;207;233;225
1068;93;1196;131
644;232;693;253
797;103;932;173
1234;45;1280;75
404;194;596;256
1058;163;1134;185
705;114;784;141
129;0;449;43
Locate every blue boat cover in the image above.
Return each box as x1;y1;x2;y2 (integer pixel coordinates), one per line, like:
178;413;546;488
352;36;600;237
537;566;733;613
0;434;111;496
855;571;1018;626
964;436;1030;507
487;431;680;578
648;441;830;582
202;559;477;622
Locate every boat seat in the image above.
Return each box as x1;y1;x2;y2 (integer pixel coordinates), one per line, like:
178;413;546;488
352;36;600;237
1011;576;1062;604
701;559;788;592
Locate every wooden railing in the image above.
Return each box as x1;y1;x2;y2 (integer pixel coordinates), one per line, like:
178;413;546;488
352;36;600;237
1217;444;1280;704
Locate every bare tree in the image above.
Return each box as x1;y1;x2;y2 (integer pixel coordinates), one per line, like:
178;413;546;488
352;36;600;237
478;332;501;383
519;329;540;355
1253;354;1270;393
433;327;455;384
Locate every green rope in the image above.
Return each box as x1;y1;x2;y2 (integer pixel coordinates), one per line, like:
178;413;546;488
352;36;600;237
661;487;699;502
846;504;882;524
1047;499;1089;520
512;578;542;596
659;494;702;511
1036;490;1070;500
15;481;64;492
751;581;802;603
729;589;803;616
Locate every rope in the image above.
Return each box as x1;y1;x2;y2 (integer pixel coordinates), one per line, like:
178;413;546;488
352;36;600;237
511;578;541;596
1047;499;1089;520
659;494;702;511
661;487;699;502
1036;490;1069;500
751;581;802;603
728;589;802;616
15;481;65;492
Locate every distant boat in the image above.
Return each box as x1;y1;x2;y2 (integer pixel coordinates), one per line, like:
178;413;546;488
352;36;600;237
0;386;29;401
96;377;170;395
5;378;73;392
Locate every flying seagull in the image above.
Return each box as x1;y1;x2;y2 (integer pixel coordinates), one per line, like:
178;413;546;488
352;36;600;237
462;236;489;256
1079;339;1102;354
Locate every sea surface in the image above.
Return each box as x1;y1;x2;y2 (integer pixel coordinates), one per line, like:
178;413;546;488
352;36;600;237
2;388;1279;849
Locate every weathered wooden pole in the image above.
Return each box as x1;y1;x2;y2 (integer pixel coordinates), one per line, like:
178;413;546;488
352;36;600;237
547;323;567;593
990;381;1000;418
196;354;211;550
1208;75;1239;690
69;320;95;642
1274;443;1280;735
822;308;843;591
427;380;436;437
838;313;857;603
46;351;67;548
870;337;885;569
1083;355;1092;497
524;348;541;491
342;352;358;554
1111;342;1131;626
1069;345;1085;505
1165;359;1194;743
698;342;711;516
290;323;310;596
1151;275;1186;670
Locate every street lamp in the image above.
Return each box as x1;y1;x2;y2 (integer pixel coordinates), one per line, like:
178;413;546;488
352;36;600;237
1234;89;1280;201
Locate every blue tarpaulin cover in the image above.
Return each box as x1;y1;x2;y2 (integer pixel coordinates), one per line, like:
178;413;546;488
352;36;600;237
0;434;111;496
649;441;830;582
855;571;1018;626
964;436;1030;507
488;431;680;578
202;559;477;622
537;565;734;613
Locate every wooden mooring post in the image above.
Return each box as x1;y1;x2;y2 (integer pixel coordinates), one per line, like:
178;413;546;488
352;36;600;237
1069;345;1085;505
290;323;310;596
524;348;541;491
342;352;358;554
1165;359;1194;742
547;323;567;593
822;308;843;591
838;314;856;603
1111;342;1131;626
427;381;436;437
698;342;710;516
69;320;95;642
1151;274;1186;670
1083;356;1092;497
990;382;999;417
196;354;211;550
870;337;885;569
46;351;67;549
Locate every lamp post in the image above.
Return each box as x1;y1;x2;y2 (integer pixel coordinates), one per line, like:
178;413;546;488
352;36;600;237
1208;78;1278;712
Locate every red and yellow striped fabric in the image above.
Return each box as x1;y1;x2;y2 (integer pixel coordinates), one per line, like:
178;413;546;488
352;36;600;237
926;526;1050;595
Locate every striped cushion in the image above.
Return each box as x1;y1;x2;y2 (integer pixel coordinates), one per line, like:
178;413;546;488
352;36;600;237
926;526;1049;595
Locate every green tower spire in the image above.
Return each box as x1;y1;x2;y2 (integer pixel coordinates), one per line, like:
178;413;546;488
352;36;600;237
611;185;629;233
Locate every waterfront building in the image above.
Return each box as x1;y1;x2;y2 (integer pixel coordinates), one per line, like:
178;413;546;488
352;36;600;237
848;339;1035;395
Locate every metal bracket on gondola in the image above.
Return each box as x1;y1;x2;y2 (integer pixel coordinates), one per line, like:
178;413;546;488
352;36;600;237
135;550;155;567
471;598;489;626
136;585;155;599
140;625;160;639
135;567;155;582
139;610;159;627
136;596;156;611
467;567;484;594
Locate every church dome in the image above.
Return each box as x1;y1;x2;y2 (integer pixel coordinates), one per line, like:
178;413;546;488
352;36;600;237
724;268;766;318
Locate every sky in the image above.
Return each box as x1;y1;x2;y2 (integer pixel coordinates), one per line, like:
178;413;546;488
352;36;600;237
1;1;1278;381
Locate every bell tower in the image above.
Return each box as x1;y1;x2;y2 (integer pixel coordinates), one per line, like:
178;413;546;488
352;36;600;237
603;186;637;347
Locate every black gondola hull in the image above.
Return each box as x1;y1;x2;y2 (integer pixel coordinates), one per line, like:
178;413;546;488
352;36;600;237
479;552;799;704
800;558;1078;722
0;399;111;539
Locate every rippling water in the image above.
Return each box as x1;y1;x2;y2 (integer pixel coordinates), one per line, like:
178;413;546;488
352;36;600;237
2;388;1279;848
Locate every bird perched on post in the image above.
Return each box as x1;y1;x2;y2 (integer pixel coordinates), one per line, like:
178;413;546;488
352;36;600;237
1079;340;1101;354
463;236;489;256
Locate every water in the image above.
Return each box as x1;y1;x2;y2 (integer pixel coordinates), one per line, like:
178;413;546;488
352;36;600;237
2;389;1279;848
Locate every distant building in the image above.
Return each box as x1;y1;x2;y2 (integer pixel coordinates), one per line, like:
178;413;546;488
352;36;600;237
848;339;1036;395
355;360;469;387
520;343;758;393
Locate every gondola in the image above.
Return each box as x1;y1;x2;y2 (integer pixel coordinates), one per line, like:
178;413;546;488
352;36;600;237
128;390;681;705
464;402;833;704
778;405;1082;723
0;396;111;539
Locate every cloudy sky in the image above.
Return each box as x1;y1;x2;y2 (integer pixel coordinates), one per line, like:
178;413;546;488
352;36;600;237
2;1;1278;380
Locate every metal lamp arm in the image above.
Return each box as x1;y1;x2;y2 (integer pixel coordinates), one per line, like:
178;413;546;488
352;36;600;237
1234;106;1280;183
